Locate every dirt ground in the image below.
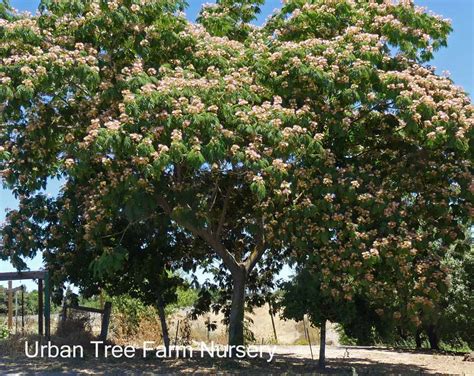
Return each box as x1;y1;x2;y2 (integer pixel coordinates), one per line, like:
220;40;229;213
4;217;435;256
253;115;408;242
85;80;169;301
1;307;472;374
1;345;472;375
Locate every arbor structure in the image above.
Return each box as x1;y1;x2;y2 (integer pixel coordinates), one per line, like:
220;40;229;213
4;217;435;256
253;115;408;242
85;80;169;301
0;270;50;336
1;0;472;348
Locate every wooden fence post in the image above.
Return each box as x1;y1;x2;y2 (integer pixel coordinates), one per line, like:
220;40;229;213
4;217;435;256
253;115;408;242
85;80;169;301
15;290;18;333
7;281;13;330
21;285;25;334
44;272;51;339
99;302;112;341
38;279;43;336
61;300;68;323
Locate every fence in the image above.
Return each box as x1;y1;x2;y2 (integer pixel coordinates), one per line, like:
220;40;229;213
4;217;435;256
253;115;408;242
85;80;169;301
0;271;50;337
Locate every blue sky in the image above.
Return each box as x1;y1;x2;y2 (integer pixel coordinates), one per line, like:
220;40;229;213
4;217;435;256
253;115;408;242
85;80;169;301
1;0;473;290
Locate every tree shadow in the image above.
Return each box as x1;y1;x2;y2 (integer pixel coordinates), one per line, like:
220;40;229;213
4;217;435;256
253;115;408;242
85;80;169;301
0;349;441;375
336;345;468;356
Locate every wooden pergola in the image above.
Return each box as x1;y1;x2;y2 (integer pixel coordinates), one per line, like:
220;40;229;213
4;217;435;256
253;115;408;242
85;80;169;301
0;270;51;338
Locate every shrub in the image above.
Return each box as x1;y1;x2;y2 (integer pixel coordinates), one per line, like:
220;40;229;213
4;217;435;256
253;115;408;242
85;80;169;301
0;324;9;340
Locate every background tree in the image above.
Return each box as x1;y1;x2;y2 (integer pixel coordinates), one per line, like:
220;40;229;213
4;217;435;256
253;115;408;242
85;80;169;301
342;237;474;350
282;221;472;354
1;189;200;348
281;265;349;368
434;241;474;349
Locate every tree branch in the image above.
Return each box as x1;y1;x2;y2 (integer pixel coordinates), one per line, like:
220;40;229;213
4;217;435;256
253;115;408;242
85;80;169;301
156;195;240;274
216;185;231;238
244;215;266;273
100;213;156;242
156;196;172;215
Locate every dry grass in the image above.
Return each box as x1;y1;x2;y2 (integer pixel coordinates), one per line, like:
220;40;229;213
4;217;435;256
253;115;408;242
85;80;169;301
111;312;164;346
55;313;96;348
0;303;330;358
0;333;43;357
0;314;95;358
168;305;323;346
109;304;325;347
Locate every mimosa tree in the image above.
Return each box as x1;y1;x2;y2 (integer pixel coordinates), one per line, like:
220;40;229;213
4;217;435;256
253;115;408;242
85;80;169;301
1;0;472;347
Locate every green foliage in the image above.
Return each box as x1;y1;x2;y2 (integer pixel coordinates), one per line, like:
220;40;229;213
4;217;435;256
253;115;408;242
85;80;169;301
244;315;256;344
0;287;60;316
281;266;345;326
91;246;129;278
198;0;265;41
111;294;157;337
0;286;6;315
0;0;13;21
24;290;39;315
335;324;357;346
0;0;471;348
440;340;471;353
328;240;474;351
426;243;474;348
0;324;9;340
78;295;102;310
167;286;199;314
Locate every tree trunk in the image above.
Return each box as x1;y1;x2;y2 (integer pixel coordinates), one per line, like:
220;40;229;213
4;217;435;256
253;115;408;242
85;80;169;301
156;295;170;350
426;325;439;350
319;319;326;368
415;328;422;349
228;267;246;346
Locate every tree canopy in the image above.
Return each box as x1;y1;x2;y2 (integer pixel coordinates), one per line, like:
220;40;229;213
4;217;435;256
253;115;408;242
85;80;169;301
0;0;472;347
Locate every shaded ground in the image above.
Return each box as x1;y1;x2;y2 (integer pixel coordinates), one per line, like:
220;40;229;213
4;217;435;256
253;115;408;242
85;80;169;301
1;345;472;375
